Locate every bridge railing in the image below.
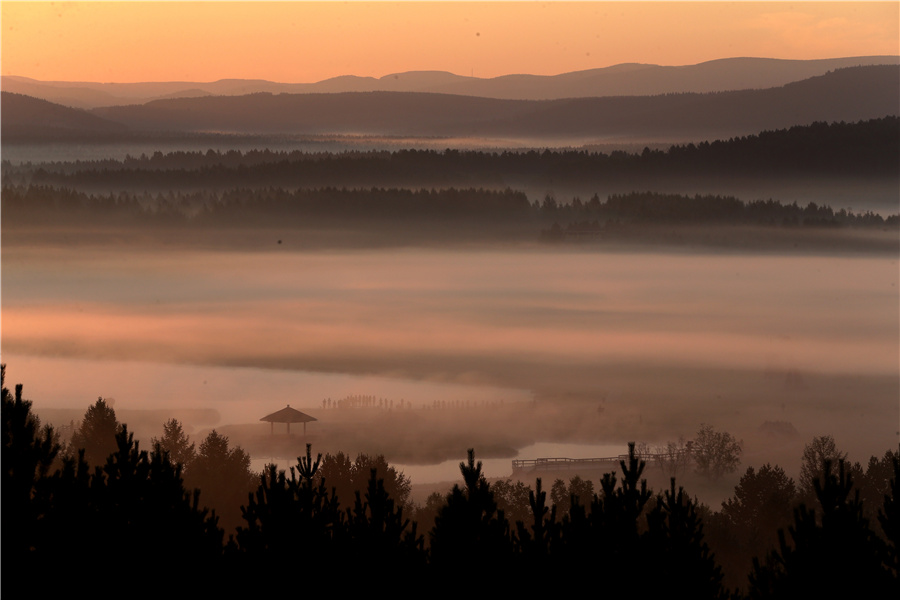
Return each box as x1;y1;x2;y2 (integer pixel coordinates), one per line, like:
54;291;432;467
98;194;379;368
512;451;691;473
511;455;628;471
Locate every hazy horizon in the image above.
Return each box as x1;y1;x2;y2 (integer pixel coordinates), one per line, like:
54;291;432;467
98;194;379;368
3;3;898;83
6;54;900;86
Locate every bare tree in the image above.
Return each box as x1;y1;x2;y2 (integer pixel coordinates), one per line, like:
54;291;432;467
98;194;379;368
798;434;848;496
692;424;742;481
654;436;691;478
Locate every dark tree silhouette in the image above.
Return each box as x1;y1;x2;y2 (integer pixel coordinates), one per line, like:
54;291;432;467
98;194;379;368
316;450;412;511
723;464;797;549
492;478;534;525
545;443;728;597
514;477;558;567
68;397;120;466
186;429;256;533
550;474;594;516
429;449;513;572
548;443;653;585
749;460;894;598
346;468;425;572
150;417;196;470
85;427;224;570
3;377;223;594
233;444;425;591
645;479;726;598
411;491;445;540
591;442;653;570
709;463;798;592
857;448;900;529
1;365;60;577
234;444;344;573
878;453;900;581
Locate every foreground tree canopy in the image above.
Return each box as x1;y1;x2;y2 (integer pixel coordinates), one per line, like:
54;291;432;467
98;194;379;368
2;367;897;597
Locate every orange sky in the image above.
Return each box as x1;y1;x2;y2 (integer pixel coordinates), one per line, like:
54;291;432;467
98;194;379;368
2;2;898;82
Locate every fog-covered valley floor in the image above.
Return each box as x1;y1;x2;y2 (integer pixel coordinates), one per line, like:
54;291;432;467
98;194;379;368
4;241;897;496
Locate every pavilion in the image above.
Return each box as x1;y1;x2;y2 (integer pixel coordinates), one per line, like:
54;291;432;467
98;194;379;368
260;405;318;435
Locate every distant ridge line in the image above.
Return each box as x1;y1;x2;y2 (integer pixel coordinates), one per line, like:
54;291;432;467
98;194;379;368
3;66;897;144
3;55;897;109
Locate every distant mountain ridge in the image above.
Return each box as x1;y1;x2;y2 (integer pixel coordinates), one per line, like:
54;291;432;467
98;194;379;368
95;65;900;140
0;92;127;141
3;56;897;108
3;66;898;144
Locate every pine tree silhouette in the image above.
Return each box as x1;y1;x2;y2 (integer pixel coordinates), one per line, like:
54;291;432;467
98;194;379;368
514;477;559;571
645;479;726;598
429;449;513;574
749;459;894;598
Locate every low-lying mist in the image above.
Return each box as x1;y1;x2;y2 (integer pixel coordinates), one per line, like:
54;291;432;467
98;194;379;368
3;242;897;485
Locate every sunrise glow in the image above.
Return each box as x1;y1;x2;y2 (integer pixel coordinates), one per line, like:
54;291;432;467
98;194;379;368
3;2;898;83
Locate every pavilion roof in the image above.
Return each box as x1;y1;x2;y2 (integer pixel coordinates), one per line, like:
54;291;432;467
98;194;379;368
260;405;318;424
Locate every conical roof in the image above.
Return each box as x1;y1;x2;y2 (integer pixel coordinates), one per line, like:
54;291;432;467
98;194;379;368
260;405;318;424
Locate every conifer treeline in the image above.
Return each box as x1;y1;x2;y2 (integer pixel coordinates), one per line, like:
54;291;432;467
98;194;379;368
3;185;894;232
3;118;897;189
3;370;898;597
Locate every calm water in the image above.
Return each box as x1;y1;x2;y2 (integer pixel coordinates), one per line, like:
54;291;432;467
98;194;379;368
250;442;629;484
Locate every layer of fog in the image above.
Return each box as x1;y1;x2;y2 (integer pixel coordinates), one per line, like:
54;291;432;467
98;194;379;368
5;246;896;378
7;353;530;429
3;244;897;475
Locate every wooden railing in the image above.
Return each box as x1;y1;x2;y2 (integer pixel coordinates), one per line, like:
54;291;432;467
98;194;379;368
511;455;628;472
512;451;691;473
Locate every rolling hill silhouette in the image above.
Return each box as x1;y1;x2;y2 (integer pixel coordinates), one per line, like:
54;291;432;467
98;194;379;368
0;92;127;141
90;66;900;140
3;56;896;108
3;66;897;143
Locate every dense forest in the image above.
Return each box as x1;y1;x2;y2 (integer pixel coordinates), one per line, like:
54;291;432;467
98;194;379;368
3;117;897;251
5;117;897;187
3;185;894;231
4;368;897;596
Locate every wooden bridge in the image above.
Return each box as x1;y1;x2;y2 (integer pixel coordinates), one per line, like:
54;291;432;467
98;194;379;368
511;455;629;475
511;448;691;476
